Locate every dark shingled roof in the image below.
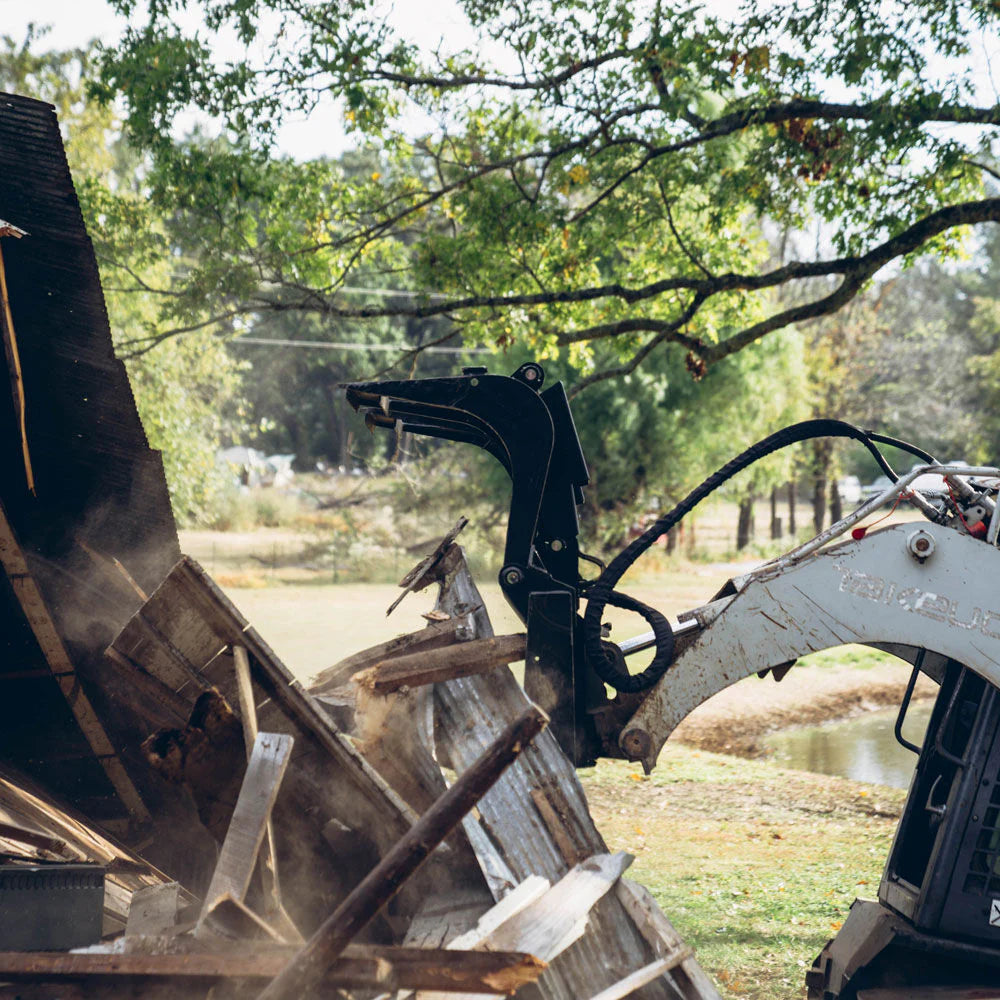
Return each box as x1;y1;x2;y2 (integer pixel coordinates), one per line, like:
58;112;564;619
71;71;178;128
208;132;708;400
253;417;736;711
0;92;180;829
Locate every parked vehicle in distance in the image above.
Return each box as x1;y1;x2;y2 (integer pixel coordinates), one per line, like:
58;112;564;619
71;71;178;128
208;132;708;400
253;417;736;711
837;475;862;505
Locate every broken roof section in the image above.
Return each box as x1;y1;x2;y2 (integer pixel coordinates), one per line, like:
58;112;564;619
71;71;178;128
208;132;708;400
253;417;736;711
0;92;179;831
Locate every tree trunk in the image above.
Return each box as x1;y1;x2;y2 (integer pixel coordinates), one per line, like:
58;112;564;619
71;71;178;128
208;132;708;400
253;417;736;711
283;414;312;471
322;381;348;468
788;480;797;536
812;439;833;533
829;479;843;525
736;497;755;551
770;487;781;539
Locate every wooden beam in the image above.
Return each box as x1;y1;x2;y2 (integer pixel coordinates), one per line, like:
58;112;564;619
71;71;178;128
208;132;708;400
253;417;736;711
197;732;293;928
0;238;34;494
447;876;551;949
125;883;181;937
616;878;723;1000
199;893;290;944
356;634;527;694
0;498;149;823
0;821;65;855
310;617;465;694
256;704;549;1000
0;945;546;994
232;645;303;944
481;852;633;961
75;536;147;602
585;958;691;1000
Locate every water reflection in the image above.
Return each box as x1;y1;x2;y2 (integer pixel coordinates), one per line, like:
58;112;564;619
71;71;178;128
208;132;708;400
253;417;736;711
764;703;934;789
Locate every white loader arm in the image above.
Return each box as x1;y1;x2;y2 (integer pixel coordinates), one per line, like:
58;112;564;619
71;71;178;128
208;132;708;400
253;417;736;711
619;522;1000;772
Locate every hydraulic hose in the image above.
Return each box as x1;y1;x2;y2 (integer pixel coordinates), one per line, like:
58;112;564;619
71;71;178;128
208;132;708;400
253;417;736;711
583;419;936;693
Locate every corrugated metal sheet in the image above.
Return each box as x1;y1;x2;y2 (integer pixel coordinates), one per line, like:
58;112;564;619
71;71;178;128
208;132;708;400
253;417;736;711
0;92;180;827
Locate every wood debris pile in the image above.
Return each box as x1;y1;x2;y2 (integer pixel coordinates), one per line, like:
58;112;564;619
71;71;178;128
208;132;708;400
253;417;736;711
0;90;721;999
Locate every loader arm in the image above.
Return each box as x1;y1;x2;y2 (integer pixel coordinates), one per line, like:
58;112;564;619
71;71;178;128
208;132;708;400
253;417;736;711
348;359;1000;995
618;521;1000;771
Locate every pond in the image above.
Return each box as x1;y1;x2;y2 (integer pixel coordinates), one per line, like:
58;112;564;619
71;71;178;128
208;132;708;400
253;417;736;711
763;701;934;789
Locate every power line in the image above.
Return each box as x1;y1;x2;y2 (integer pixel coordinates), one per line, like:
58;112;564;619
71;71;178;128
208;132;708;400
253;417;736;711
231;336;494;354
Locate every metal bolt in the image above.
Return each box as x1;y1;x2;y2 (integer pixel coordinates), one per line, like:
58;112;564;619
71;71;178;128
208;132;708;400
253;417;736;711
621;728;651;762
907;528;936;562
470;377;479;387
502;567;523;586
524;366;539;380
550;538;564;552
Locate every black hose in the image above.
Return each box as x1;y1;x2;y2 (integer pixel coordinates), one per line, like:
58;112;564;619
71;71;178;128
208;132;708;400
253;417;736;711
866;431;937;467
583;419;934;693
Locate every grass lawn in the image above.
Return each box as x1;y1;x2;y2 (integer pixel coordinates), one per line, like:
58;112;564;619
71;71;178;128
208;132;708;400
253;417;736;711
581;747;905;1000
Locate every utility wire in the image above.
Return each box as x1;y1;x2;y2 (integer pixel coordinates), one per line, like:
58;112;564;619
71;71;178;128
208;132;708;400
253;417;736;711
230;336;494;354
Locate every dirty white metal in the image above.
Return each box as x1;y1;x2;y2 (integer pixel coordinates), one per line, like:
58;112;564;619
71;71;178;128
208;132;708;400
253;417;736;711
765;463;999;570
622;522;1000;771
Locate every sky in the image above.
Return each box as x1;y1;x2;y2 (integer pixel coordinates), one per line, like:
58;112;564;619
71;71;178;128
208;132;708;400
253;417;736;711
3;0;998;159
0;0;480;159
0;0;125;50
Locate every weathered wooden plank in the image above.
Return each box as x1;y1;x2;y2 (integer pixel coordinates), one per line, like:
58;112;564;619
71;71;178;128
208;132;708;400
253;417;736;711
125;882;181;937
585;957;691;1000
616;879;723;1000
199;893;289;944
0;499;149;823
310;617;465;694
232;646;302;944
0;945;546;993
430;546;713;1000
0;820;65;855
419;855;631;1000
256;705;549;1000
356;634;527;693
109;557;421;865
448;876;551;948
198;732;293;923
482;853;632;961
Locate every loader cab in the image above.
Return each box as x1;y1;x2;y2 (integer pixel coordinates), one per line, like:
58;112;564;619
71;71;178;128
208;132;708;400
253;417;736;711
881;657;1000;944
809;652;1000;998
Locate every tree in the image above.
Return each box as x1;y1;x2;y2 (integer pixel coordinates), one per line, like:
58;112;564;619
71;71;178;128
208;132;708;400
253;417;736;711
92;0;1000;385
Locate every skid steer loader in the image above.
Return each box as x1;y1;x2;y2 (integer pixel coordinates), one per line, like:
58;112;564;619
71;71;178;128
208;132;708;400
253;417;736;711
346;361;1000;998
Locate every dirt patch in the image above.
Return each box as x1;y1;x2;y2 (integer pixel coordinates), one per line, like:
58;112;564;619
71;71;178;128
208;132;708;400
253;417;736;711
670;656;937;757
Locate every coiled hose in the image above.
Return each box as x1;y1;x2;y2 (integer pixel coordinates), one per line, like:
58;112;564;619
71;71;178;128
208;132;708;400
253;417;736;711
582;419;935;693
